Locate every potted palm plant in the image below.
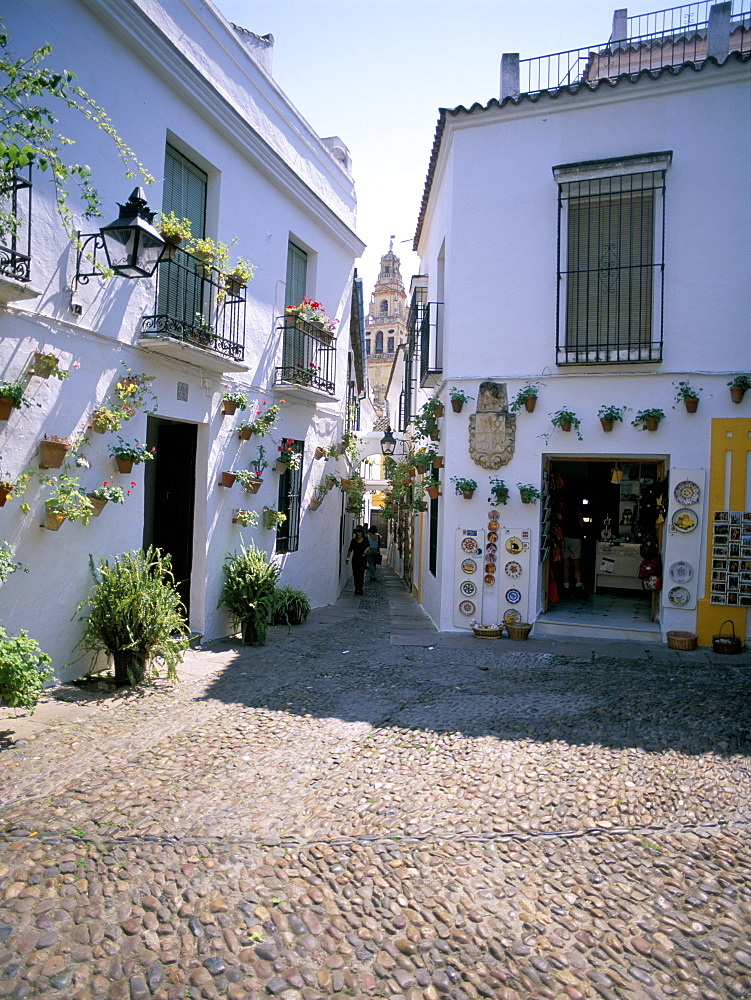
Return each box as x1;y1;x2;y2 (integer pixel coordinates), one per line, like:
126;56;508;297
219;542;280;646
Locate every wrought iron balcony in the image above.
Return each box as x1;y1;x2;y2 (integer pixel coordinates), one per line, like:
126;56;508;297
274;314;336;396
139;246;246;363
0;167;32;284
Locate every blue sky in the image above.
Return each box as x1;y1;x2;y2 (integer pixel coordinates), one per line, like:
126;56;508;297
213;0;702;294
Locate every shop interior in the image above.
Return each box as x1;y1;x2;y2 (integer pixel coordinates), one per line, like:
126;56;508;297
543;458;668;629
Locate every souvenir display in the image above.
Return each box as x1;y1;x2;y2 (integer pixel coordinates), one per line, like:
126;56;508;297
710;510;751;606
461;537;479;553
488;510;499;519
487;531;498;543
484;574;495;585
488;521;499;531
669;561;693;583
461;558;477;574
485;562;496;574
458;600;476;616
668;586;691;607
504;560;522;579
672;509;698;533
460;581;477;596
505;536;524;554
674;480;701;506
486;543;497;555
503;609;521;625
505;588;521;604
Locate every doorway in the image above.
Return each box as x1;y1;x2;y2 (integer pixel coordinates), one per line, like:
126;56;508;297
143;417;197;615
540;457;667;637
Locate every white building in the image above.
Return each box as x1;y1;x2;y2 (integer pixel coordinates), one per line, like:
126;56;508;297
0;0;366;680
396;3;750;647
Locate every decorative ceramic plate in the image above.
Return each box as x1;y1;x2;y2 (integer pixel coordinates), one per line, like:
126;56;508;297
674;480;701;506
487;531;498;543
505;588;521;604
458;600;476;616
486;543;497;555
505;560;523;579
460;581;477;596
488;510;500;519
505;536;524;554
484;574;495;585
488;521;499;531
669;560;693;583
461;537;478;553
672;509;698;533
461;558;477;574
668;585;691;607
485;562;496;574
503;609;521;625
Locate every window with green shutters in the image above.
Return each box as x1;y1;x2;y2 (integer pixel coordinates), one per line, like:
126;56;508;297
283;242;308;373
159;146;207;322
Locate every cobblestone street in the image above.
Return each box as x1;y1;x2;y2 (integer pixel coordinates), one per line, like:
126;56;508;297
1;570;750;1000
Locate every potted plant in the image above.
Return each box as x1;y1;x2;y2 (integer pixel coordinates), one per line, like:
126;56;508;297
114;365;158;415
449;387;474;413
271;586;311;627
235;469;265;494
90;403;126;434
185;235;236;275
411;448;434;473
275;439;301;474
631;408;665;432
424;396;445;419
673;380;701;413
0;475;14;507
243;445;268;492
232;509;259;527
310;475;336;510
219;541;279;645
108;437;156;473
285;298;339;337
451;476;478;499
225;258;256;296
728;375;751;404
191;312;214;345
155;211;192;256
76;547;190;685
238;401;284;439
550;407;583;440
341;472;366;513
425;480;441;500
517;483;542;504
29;352;69;380
86;480;127;516
314;445;326;460
221;386;249;416
292;361;320;385
510;383;542;413
262;506;287;530
412;402;440;441
219;470;237;488
38;435;71;469
43;474;95;528
598;404;626;432
0;379;34;420
0;625;52;713
489;477;510;505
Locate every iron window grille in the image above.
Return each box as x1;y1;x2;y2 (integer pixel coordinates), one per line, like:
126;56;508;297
140;247;246;363
556;168;666;364
276;440;303;554
0;166;32;283
275;314;336;395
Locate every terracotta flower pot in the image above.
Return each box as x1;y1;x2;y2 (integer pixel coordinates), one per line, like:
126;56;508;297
426;485;440;500
432;456;444;469
30;352;58;379
462;490;475;499
429;431;440;442
115;457;134;474
221;400;237;416
308;497;322;511
227;277;246;297
314;447;325;460
38;440;69;469
90;410;109;433
0;484;13;507
43;510;67;531
451;399;463;413
243;478;262;494
239;426;252;440
684;397;699;413
524;396;536;413
0;397;13;421
600;418;614;432
730;385;746;404
645;417;659;432
339;478;352;488
86;496;108;517
559;421;572;433
274;460;288;475
433;403;444;418
416;501;428;512
219;471;236;488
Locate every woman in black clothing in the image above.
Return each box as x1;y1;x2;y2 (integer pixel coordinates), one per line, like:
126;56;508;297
346;526;370;595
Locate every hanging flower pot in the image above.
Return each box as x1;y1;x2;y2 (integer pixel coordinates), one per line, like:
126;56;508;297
451;399;463;413
600;418;614;432
243;478;262;494
0;397;13;421
221;400;237;416
645;417;659;432
116;457;134;474
730;385;746;404
426;484;440;500
339;478;352;488
239;426;253;441
429;431;440;442
560;421;572;432
0;483;13;507
684;397;699;413
30;352;62;379
432;455;444;469
308;497;322;511
43;510;67;531
226;277;246;297
274;460;288;475
416;501;428;512
461;489;474;499
86;496;108;517
219;471;237;488
433;403;444;418
314;446;325;460
524;396;536;413
38;439;70;469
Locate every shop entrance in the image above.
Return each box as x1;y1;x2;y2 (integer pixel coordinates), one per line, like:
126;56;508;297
540;457;667;639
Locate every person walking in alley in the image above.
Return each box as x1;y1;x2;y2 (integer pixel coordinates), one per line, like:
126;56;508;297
345;525;370;595
366;524;382;581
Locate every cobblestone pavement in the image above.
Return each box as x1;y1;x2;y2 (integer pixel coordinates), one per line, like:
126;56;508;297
1;571;750;1000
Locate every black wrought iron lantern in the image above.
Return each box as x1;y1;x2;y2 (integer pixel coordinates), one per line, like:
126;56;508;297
380;425;397;456
99;187;165;278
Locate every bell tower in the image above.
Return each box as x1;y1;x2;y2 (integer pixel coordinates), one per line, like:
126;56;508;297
365;238;408;413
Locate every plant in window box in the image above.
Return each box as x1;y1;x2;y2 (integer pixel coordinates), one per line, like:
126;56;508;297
221;386;249;416
451;476;478;499
517;483;542;504
29;352;69;380
728;374;751;404
225;258;256;296
43;474;94;528
488;477;510;505
550;407;583;440
155;211;192;255
275;439;301;474
262;506;287;530
38;434;72;469
232;509;259;527
108;437;156;473
449;387;474;413
598;404;627;432
631;408;665;432
285;298;339;336
0;380;36;420
672;380;701;413
510;382;542;413
293;361;319;385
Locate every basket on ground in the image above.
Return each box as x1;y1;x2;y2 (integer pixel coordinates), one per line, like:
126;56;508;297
712;620;743;655
471;624;503;639
666;630;697;651
506;622;532;641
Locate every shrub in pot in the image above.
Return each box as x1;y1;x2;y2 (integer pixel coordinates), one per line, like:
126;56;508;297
219;541;279;646
0;626;52;713
271;585;311;626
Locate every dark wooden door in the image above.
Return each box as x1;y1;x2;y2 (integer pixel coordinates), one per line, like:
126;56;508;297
150;422;197;614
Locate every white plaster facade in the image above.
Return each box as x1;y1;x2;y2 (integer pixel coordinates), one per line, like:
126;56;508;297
0;0;366;680
408;12;751;645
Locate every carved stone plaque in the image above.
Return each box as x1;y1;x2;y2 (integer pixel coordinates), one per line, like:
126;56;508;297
468;381;516;469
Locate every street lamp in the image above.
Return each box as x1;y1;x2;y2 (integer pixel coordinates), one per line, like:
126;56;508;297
380;425;397;456
99;187;165;278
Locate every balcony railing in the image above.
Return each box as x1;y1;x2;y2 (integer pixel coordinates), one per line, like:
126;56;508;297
0;167;32;283
274;315;336;395
140;247;246;363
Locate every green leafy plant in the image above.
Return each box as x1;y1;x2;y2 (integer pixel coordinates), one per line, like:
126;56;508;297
341;472;365;512
271;586;311;627
185;235;237;271
598;404;626;423
0;379;34;409
31;352;68;380
517;483;542;503
218;541;280;646
76;547;190;686
87;481;127;503
449;387;473;404
451;476;478;496
44;474;94;523
550;407;583;440
276;439;301;471
234;469;262;491
341;430;359;464
221;386;249;409
154;210;192;242
631;408;665;430
0;625;52;713
728;374;751;390
108;437;156;463
285;298;338;334
0;539;25;585
673;380;701;402
488;477;510;504
411;401;440;440
248;445;268;477
114;365;157;413
226;258;256;285
262;506;287;529
239;401;283;438
510;383;542;412
233;509;259;527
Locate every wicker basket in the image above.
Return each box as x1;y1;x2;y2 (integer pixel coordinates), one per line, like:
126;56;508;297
712;620;743;655
506;622;533;641
666;630;697;651
472;625;503;639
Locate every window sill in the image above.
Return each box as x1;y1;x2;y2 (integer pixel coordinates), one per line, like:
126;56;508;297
0;275;40;304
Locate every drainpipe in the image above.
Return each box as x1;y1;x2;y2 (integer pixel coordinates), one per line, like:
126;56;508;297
707;1;732;62
500;53;519;100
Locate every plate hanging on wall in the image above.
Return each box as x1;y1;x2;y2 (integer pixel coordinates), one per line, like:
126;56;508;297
674;480;701;506
461;558;478;574
461;537;479;553
505;560;523;579
672;509;698;533
668;586;691;607
503;609;521;625
460;581;477;596
458;600;476;616
505;588;522;604
669;561;693;583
